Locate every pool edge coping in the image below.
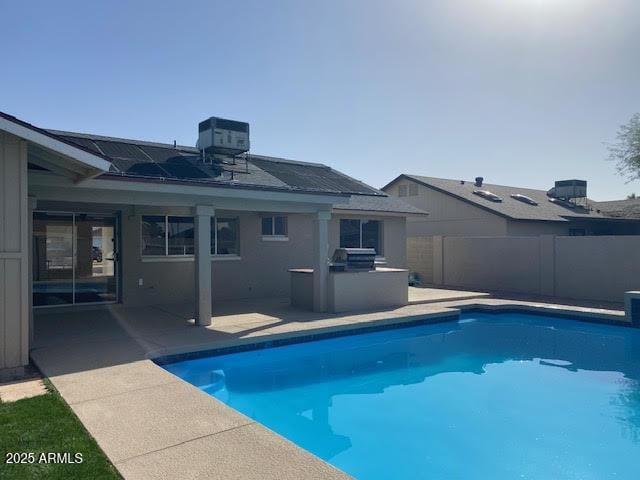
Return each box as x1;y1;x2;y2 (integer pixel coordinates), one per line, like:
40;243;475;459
151;302;628;366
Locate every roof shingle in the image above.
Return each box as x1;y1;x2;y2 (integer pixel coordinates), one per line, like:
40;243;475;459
594;198;640;219
37;128;422;214
389;175;606;222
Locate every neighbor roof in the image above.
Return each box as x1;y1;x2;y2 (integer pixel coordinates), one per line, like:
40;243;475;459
384;174;608;222
46;129;385;198
333;189;427;215
594;198;640;219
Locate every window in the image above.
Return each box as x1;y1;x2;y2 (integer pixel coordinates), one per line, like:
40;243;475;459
408;184;418;196
142;216;168;255
398;185;408;197
142;216;194;256
261;215;288;237
339;219;382;254
212;218;239;255
142;215;240;257
167;217;194;255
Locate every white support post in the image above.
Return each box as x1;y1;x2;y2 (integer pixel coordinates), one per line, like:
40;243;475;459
313;210;331;312
194;205;214;326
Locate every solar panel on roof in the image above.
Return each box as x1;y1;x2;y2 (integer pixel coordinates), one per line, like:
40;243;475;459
94;141;150;161
251;158;376;194
108;158;139;173
60;136;102;155
160;163;210;179
127;163;169;177
140;145;186;163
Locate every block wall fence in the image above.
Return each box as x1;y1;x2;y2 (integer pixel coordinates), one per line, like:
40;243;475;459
408;235;640;304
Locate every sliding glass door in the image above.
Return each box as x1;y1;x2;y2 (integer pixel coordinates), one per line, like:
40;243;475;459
33;212;118;307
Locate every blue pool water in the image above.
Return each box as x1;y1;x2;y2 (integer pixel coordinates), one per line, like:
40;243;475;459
163;312;640;479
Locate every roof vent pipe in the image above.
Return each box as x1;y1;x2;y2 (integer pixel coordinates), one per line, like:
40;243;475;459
475;177;483;187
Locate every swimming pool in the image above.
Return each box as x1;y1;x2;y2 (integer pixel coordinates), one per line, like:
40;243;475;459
163;312;640;479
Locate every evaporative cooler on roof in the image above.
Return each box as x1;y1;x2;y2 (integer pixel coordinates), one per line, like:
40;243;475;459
197;117;250;158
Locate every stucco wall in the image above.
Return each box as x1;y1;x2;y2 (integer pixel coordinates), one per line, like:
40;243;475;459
555;236;640;302
506;221;572;236
121;210;407;306
443;236;542;294
121;210;316;305
385;181;508;236
329;214;407;268
424;234;640;303
0;132;29;373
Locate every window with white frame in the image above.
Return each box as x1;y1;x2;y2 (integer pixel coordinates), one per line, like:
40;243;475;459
141;215;239;256
339;219;382;254
398;185;408;197
408;183;418;196
141;216;194;256
261;215;288;238
211;217;240;255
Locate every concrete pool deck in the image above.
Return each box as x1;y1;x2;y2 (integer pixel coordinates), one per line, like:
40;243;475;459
31;295;627;479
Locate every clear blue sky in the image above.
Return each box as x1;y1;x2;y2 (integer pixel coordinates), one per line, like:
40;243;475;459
1;0;639;200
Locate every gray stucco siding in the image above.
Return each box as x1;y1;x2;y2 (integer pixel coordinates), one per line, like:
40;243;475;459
119;210;406;306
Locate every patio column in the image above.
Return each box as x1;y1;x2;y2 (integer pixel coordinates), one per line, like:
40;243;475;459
313;210;331;312
194;205;214;326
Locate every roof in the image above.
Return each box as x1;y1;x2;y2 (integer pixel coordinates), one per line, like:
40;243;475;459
594;198;640;219
45;129;384;198
333;189;427;215
385;174;608;222
0;112;111;177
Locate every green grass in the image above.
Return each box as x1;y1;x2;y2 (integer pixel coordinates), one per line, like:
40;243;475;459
0;382;120;480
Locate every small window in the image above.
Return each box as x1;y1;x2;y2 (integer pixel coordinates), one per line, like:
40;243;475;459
339;219;382;255
398;185;408;197
408;184;418;196
212;218;239;255
261;215;288;238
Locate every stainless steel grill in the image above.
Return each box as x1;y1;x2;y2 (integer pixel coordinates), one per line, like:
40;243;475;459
330;248;376;271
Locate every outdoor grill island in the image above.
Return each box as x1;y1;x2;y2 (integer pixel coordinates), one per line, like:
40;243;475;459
290;248;408;313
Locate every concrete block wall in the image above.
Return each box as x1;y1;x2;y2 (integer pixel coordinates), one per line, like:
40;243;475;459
412;234;640;303
406;236;434;284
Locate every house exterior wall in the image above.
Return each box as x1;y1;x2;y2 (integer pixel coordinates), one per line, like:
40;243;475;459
0;132;30;375
384;180;508;236
329;214;407;268
121;210;317;306
505;221;573;236
119;210;406;306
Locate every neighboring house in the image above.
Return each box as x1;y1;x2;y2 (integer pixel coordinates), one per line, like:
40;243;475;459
383;174;640;237
0;111;424;377
594;198;640;219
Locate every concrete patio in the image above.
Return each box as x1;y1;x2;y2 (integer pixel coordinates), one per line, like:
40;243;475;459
30;294;627;479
